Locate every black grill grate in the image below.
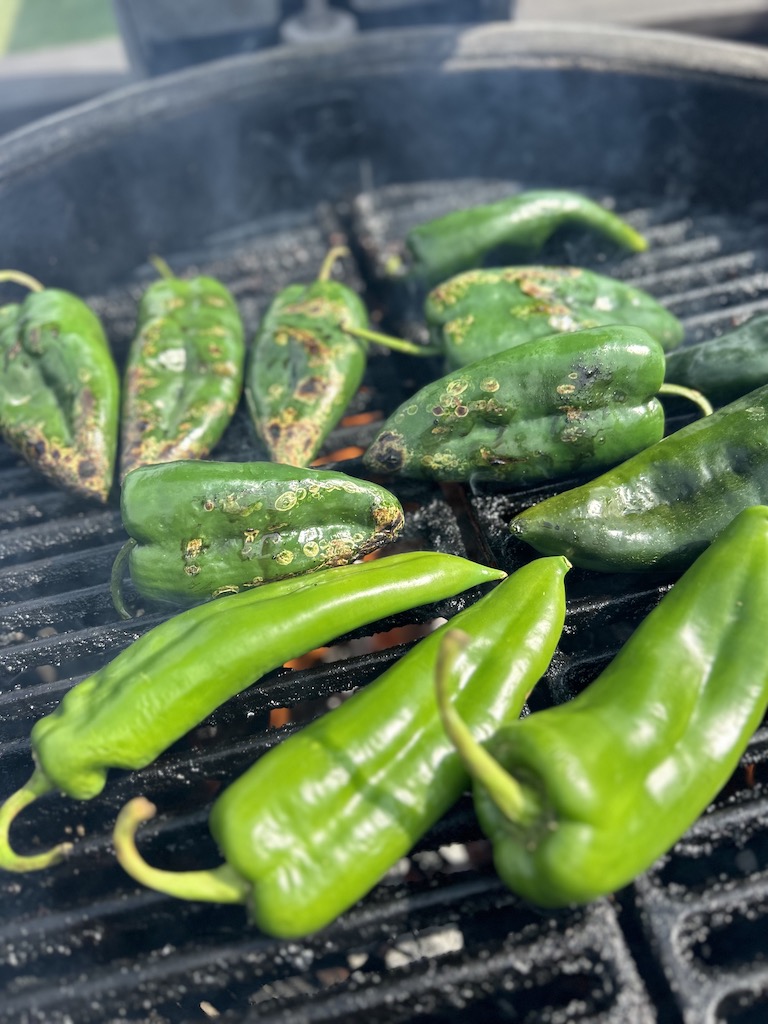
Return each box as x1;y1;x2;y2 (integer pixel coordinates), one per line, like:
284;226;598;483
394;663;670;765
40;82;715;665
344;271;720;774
1;180;768;1023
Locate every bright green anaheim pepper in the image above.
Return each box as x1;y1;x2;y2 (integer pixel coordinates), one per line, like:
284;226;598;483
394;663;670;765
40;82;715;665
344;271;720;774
364;326;698;485
436;505;768;907
113;555;569;938
402;189;648;287
120;258;244;480
425;265;683;370
112;459;406;614
0;270;119;503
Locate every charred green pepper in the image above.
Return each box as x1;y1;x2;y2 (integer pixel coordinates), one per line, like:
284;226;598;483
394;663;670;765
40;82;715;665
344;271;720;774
426;265;683;370
400;190;647;287
437;506;768;907
246;247;431;467
120;257;244;479
664;314;768;406
113;555;570;938
364;326;708;485
510;382;768;572
111;459;406;614
0;270;119;503
0;550;504;872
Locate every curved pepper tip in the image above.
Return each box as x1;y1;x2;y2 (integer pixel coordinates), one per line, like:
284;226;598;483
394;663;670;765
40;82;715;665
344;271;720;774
0;771;74;873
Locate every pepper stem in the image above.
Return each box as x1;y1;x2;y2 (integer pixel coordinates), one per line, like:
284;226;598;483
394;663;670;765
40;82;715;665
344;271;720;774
0;270;45;293
110;538;138;620
435;629;539;827
317;245;351;283
658;382;713;418
340;321;442;357
149;255;176;281
113;798;249;904
0;769;73;872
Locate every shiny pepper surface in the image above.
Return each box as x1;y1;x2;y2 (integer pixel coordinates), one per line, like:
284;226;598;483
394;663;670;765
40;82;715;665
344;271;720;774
426;265;683;370
438;506;768;907
664;314;768;406
113;556;569;937
0;550;504;872
403;190;647;287
120;261;244;479
116;459;405;609
510;382;768;571
364;326;666;485
0;272;119;503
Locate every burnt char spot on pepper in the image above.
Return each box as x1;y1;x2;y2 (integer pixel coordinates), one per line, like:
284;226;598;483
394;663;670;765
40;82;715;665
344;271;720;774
297;376;325;400
78;459;98;479
366;432;406;472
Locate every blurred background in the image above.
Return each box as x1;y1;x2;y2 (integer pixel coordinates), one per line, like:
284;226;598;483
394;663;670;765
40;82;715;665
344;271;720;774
2;0;768;138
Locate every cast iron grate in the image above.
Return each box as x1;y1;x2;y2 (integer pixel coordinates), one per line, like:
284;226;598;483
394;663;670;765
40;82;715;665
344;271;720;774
1;180;768;1023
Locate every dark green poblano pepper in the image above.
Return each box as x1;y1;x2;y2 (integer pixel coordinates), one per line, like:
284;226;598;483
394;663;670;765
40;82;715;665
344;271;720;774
364;326;709;485
120;258;244;480
436;505;768;907
509;382;768;572
111;459;405;615
246;247;431;467
399;189;648;287
664;314;768;406
425;265;683;370
0;270;119;503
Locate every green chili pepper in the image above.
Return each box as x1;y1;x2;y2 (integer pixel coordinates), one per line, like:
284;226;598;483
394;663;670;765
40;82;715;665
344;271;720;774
664;314;768;406
509;382;768;572
0;270;119;503
363;326;709;485
120;257;244;480
246;247;431;468
0;550;503;873
400;190;647;287
436;505;768;907
111;459;406;615
112;555;569;937
425;265;683;370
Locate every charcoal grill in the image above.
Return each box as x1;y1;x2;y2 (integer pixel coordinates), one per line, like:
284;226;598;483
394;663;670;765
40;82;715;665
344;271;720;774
2;21;768;1024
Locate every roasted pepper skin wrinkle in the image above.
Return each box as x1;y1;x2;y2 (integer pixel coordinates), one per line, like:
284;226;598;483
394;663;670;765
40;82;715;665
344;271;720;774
114;556;570;937
0;551;505;872
425;265;683;370
440;507;768;907
364;326;668;485
0;272;119;503
664;314;768;406
116;459;405;609
403;190;647;287
120;262;244;479
510;383;768;571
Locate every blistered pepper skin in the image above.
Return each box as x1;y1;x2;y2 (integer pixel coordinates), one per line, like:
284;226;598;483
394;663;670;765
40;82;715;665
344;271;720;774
510;383;768;571
0;287;119;502
664;314;768;406
120;274;244;479
247;280;369;467
467;507;768;907
425;266;683;370
120;459;406;607
364;326;666;485
404;190;647;287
